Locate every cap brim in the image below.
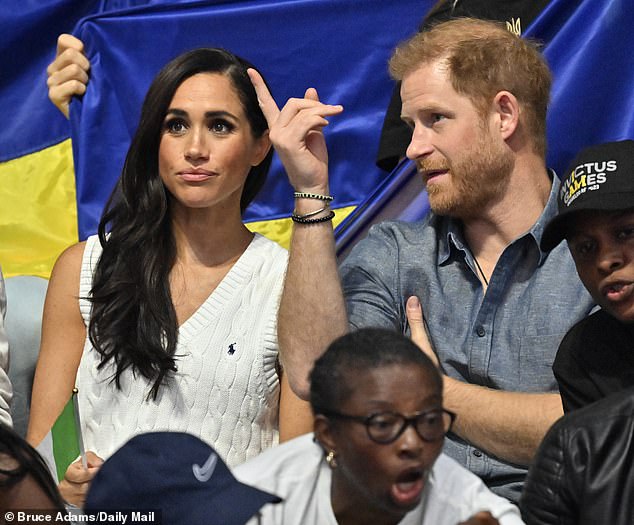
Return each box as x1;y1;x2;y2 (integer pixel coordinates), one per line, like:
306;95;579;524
541;211;574;251
541;192;634;252
88;477;282;525
188;480;282;525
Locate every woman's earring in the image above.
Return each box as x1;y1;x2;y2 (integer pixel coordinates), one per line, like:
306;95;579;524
326;450;338;469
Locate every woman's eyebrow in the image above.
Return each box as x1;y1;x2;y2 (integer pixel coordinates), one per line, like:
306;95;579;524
165;108;238;121
205;110;238;121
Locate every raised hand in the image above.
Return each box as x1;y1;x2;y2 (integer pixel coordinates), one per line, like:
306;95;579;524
247;68;343;195
47;34;90;118
406;295;440;368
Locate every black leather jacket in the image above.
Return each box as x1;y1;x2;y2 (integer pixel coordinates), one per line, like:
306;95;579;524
519;386;634;524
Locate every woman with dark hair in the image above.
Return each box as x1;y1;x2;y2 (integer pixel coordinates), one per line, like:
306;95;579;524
235;328;523;524
28;47;307;506
0;423;67;511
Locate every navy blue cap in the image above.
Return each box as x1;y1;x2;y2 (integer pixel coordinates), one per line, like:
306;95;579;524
84;432;281;525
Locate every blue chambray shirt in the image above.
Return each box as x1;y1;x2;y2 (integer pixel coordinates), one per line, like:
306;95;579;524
339;177;595;503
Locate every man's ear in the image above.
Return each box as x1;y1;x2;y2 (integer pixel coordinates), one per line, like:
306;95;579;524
492;90;520;140
314;414;337;452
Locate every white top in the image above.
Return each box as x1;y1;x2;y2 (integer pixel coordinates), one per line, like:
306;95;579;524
0;268;12;427
76;233;287;467
235;433;526;525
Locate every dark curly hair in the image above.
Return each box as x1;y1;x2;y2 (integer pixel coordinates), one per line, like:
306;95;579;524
88;48;273;399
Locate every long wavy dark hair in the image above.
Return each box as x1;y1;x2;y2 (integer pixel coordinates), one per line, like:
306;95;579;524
88;48;273;399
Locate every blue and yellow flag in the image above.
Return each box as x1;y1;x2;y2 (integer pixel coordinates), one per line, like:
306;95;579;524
0;0;427;279
0;1;102;278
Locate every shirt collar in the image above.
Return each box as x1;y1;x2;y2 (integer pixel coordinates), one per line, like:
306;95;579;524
530;171;561;264
437;215;466;264
438;171;560;265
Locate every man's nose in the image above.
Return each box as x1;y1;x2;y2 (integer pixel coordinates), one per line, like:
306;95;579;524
406;126;434;161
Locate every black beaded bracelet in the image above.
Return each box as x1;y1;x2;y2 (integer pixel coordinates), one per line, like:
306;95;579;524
291;210;335;224
293;191;334;202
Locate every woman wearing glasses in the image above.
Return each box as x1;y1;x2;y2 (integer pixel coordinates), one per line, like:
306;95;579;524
235;328;524;525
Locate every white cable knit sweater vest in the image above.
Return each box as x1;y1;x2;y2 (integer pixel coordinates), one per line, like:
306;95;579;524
76;233;287;467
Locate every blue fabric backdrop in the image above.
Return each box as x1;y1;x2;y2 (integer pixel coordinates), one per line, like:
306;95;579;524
2;0;632;257
67;0;428;239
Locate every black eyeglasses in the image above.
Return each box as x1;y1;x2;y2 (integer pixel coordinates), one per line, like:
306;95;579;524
321;408;456;444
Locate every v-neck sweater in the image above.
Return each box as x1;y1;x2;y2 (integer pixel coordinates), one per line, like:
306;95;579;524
76;233;287;467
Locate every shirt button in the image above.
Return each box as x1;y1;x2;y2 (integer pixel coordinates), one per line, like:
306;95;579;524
476;326;486;337
473;449;483;457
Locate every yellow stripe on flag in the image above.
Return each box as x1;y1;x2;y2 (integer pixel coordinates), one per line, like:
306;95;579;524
0;139;78;278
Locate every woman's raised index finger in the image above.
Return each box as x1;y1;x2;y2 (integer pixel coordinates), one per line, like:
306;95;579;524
247;68;280;123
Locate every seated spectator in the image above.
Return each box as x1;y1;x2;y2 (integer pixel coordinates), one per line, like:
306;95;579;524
541;139;634;411
519;385;634;525
234;328;525;525
84;432;280;525
252;17;595;503
29;45;309;507
376;0;551;172
0;423;66;512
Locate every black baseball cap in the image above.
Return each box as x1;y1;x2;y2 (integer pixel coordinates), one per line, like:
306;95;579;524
541;140;634;251
84;432;281;525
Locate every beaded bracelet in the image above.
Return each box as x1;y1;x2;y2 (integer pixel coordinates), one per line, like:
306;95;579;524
291;210;335;224
293;191;334;202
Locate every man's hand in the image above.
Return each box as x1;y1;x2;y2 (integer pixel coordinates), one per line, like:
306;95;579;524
58;451;103;508
46;34;90;119
247;68;343;194
406;295;440;368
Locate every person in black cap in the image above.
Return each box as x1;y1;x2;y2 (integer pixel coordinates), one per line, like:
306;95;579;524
519;140;634;524
541;139;634;412
84;432;281;525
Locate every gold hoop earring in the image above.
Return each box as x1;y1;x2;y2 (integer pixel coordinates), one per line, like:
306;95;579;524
325;450;338;469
